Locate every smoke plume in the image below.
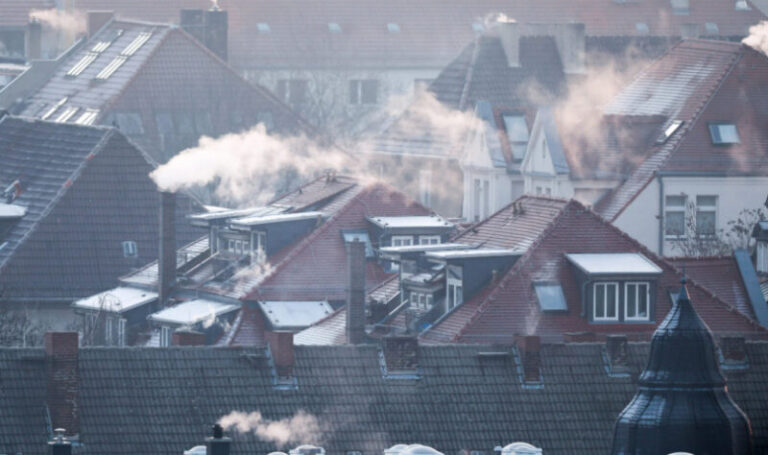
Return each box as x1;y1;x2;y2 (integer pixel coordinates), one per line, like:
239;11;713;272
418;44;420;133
219;410;322;448
743;21;768;55
29;9;86;35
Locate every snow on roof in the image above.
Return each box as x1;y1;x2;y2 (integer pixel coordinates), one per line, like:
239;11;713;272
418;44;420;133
0;203;26;219
367;215;454;229
425;248;522;260
258;300;334;330
189;205;288;222
73;287;157;313
149;299;239;326
565;253;662;275
379;243;472;255
231;211;325;227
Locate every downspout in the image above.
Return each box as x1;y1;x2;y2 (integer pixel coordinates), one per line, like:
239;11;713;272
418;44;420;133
657;174;664;256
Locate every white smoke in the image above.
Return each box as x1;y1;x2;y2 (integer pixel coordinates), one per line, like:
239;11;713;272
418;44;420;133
29;9;86;35
743;21;768;55
219;410;322;448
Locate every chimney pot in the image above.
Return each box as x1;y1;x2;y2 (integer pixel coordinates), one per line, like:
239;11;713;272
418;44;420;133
206;423;231;455
44;333;79;436
267;331;294;376
346;240;367;344
515;335;541;384
87;11;114;37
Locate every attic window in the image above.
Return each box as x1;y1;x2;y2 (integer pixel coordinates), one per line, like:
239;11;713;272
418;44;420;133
635;23;650;34
656;120;682;143
503;114;529;161
328;23;342;33
257;23;271;33
704;22;719;35
534;283;567;312
670;0;690;14
95;55;127;80
472;23;485;34
709;123;740;144
735;0;751;10
387;23;400;33
121;31;152;56
54;106;79;123
75;109;99;125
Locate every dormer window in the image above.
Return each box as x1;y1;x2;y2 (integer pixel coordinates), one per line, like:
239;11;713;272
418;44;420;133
625;282;650;321
670;0;689;15
593;282;619;321
418;235;440;245
392;235;413;247
502;114;529;161
446;265;463;310
709;123;740;144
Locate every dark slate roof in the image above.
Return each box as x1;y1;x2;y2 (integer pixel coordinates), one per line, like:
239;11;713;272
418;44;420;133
0;348;47;453
0;115;202;301
3;341;768;455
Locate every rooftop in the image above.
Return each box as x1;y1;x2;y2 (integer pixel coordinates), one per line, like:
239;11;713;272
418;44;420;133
565;253;663;275
257;301;334;330
149;299;240;326
367;215;453;229
72;287;158;313
425;248;522;260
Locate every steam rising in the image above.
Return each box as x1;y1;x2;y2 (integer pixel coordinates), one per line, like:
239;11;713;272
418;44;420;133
743;21;768;55
29;9;86;35
219;410;322;448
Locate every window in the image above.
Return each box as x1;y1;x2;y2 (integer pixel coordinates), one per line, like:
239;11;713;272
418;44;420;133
349;80;379;104
105;317;114;346
670;0;689;14
160;326;171;347
253;231;267;263
534;283;567;311
593;282;619;321
386;23;400;33
418;235;441;245
118;318;126;347
695;195;717;236
657;120;682;143
447;265;463;310
95;55;127;80
86;313;97;338
54;106;79;123
757;242;768;273
121;32;152;56
483;180;490;219
473;179;482;221
625;282;650;321
328;23;342;33
665;195;687;238
122;240;138;258
709;123;740;144
419;169;432;206
257;23;271;33
114;112;144;135
391;235;413;247
502;114;529;161
411;291;429;310
227;239;236;252
67;52;98;77
704;22;719;35
41;97;67;120
635;22;650;34
277;79;308;105
75;109;99;125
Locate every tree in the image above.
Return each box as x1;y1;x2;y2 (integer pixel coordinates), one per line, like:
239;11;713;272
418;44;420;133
670;202;765;257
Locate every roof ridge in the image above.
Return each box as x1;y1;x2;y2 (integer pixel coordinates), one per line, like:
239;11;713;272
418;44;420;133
454;195;569;241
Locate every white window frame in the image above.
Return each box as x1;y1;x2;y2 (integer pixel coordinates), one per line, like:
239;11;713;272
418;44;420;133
117;318;126;347
105;316;114;346
664;195;687;239
349;79;379;105
160;326;171;347
391;235;413;247
418;235;441;245
757;241;768;273
227;239;235;252
447;265;463;311
624;282;651;321
695;195;718;237
593;282;619;321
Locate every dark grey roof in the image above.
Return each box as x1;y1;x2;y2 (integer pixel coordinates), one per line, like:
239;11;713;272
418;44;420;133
0;115;202;301
3;342;768;455
0;348;47;454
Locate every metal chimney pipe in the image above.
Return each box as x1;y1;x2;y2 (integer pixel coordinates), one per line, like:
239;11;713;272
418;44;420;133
346;239;366;344
158;191;177;308
206;423;231;455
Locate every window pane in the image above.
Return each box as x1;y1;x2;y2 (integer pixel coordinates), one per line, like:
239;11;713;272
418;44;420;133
361;80;378;104
665;212;685;236
626;284;636;318
666;195;686;207
349;80;359;104
503;115;529;143
595;284;605;318
696;211;716;235
607;284;616;318
456;286;463;305
638;284;648;317
289;80;307;104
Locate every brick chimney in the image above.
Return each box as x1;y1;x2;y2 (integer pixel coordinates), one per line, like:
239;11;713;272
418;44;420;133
720;336;747;366
495;21;520;68
158;191;176;308
266;331;294;376
87;11;114;37
44;333;79;436
172;329;206;346
26;20;42;60
180;8;228;61
516;335;541;384
605;334;629;374
346;240;366;344
206;424;232;455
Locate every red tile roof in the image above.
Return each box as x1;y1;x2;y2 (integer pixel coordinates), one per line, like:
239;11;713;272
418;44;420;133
422;198;767;344
64;0;766;70
597;40;768;220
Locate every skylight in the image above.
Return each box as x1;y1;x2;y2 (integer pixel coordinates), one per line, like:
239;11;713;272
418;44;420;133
387;23;401;33
67;52;98;77
656;120;682;144
635;23;650;34
95;56;127;80
328;23;342;33
121;32;152;56
735;0;751;10
54;106;79;123
472;23;485;33
40;97;68;120
709;123;740;144
704;22;719;35
670;0;690;14
257;23;271;33
75;109;100;125
534;283;567;312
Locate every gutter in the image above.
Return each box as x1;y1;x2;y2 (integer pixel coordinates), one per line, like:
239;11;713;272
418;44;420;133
658;174;664;256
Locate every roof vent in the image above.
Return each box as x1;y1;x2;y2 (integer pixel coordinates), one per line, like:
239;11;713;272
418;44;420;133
501;443;542;455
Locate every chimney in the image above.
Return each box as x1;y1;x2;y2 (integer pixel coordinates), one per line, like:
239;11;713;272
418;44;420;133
346;240;366;344
172;329;206;346
27;20;42;60
381;336;419;374
564;331;596;343
267;331;294;376
720;336;747;366
158;191;177;308
515;335;541;384
44;333;79;436
87;11;114;37
605;334;629;374
206;424;232;455
495;21;520;68
48;429;72;455
180;9;228;62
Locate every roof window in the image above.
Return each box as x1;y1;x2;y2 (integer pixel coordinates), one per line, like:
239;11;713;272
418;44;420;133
40;97;68;121
709;123;740;144
635;22;650;34
735;0;751;10
670;0;690;14
95;55;127;80
66;52;98;77
54;106;79;123
502;114;529;161
257;23;271;33
387;23;401;33
75;109;99;125
121;31;152;56
656;120;682;143
472;23;485;34
534;282;567;312
704;22;720;35
328;23;342;33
